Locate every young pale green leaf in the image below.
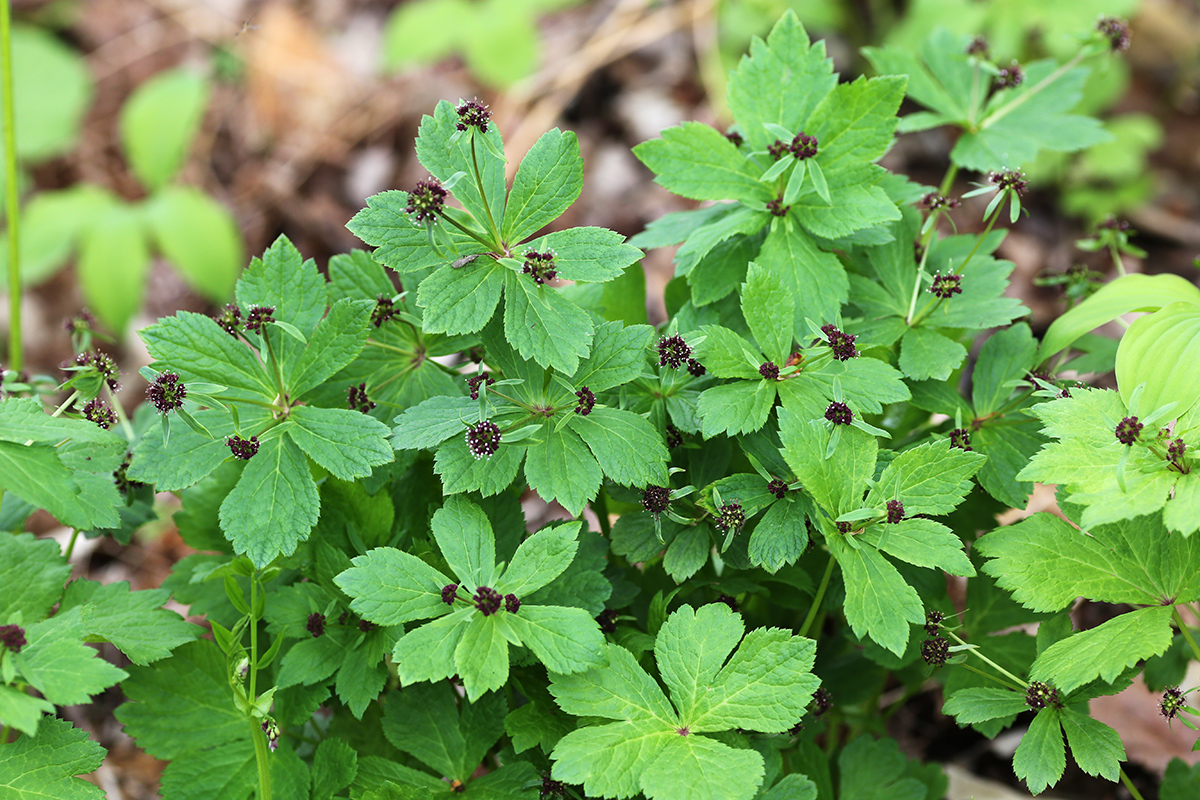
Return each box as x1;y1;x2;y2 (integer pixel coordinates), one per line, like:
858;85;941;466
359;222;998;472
287;406;393;481
392;395;477;451
147;185;243;301
237;234;327;335
866;438;985;516
218;434;321;567
0;717;106;800
941;687;1031;724
502;605;606;675
59;580;201;665
698;381;777;438
0;533;70;622
741;262;795;365
503;270;594;374
0;686;55;737
654;603;745;721
119;68;208;191
549;642;676;724
568;321;653;393
454;613;510;701
692;325;763;380
393;608;473;686
1030;605;1174;694
633;122;771;203
827;536;923;655
522;426;603;517
779;408;876;515
1115;302;1200;422
899;327;967;381
638;735;766;800
569;407;669;488
285;298;374;398
533;226;642;283
431;496;497;590
1012;710;1066;796
417;260;506;336
499;522;580;598
863;29;974;128
858;518;975;576
140;311;273;397
335;547;452;626
503;128;583;243
434;435;526;498
1059;708;1124;782
550;719;675;800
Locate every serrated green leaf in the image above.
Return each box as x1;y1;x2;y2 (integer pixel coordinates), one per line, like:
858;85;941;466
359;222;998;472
633;122;771;203
859;518;974;576
866;438;985;516
523;425;602;516
569;321;653;392
128;408;247;492
312;737;359;800
12;609;127;706
748;499;809;573
1031;605;1174;694
277;631;347;688
503;270;593;373
0;717;105;800
551;719;674;799
569;407;669;487
348;190;482;273
499;522;579;597
392;395;477;451
434;434;526;497
237;234;327;336
336;546;452;626
393;608;473;686
1012;710;1066;795
416;101;506;231
699;381;777;438
973;323;1038;416
119;68;208;191
432;496;497;590
287;406;392;481
837;736;928;800
654;604;744;720
218;434;321;567
1059;708;1123;782
59;580;201;665
140;311;273;397
693;325;762;380
0;532;69;621
531;225;642;283
454;613;509;701
755;226;847;341
779;408;876;514
416;259;506;336
663;525;711;583
503;605;606;675
285;298;374;398
503;128;583;243
941;687;1031;724
827;536;922;655
0;685;55;737
550;642;675;723
639;734;765;800
899;327;966;381
742;262;795;365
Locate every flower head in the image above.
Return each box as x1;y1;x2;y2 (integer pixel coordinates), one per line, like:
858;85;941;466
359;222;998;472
473;586;502;616
504;594;521;614
261;718;280;752
455;99;491;132
359;620;377;633
929;272;963;299
768;139;791;161
467;372;494;400
1168;438;1187;467
886;499;904;524
65;308;97;337
921;636;949;667
919;192;961;211
759;361;780;380
812;687;833;716
83;398;117;430
716;594;739;612
72;351;121;392
574;387;595;415
147;372;186;413
1097;16;1131;53
214;304;243;336
227;435;260;460
465;420;501;459
821;324;858;361
442;584;459;605
766;198;790;217
522;249;558;285
657;335;692;369
715;501;745;534
244;305;275;334
686;358;706;377
1160;686;1185;721
540;774;568;799
642;485;671;515
949;428;973;451
347;383;375;414
113;452;147;496
925;610;945;636
767;478;788;499
1025;681;1062;710
724;131;745;147
665;424;683;449
790;132;818;159
406;178;447;223
0;624;27;653
995;60;1024;89
372;294;398;327
825;401;853;426
307;613;326;637
989;169;1028;195
1115;416;1143;445
966;35;989;57
597;609;619;633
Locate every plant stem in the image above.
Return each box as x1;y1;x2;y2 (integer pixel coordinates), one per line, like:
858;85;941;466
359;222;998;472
1119;767;1146;800
1108;240;1127;277
469;134;501;246
800;554;836;637
251;719;272;800
64;529;80;561
49;390;79;418
1;0;21;372
909;200;1005;327
438;212;498;252
249;576;259;700
260;332;287;406
960;662;1025;693
1172;607;1200;663
593;489;612;537
946;629;1029;688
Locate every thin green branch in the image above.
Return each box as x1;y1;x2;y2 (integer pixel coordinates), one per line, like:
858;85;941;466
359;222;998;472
1;0;20;372
799;554;836;637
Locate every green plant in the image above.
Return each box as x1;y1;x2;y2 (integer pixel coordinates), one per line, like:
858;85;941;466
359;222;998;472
5;9;1200;800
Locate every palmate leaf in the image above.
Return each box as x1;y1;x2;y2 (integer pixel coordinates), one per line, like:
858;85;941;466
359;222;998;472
826;535;923;655
0;532;70;622
1030;605;1174;694
549;604;818;800
59;579;201;665
0;717;105;800
503;128;584;244
633;122;771;203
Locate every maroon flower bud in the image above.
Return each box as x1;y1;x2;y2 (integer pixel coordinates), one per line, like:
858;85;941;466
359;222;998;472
825;401;853;426
821;324;858;361
790;132;818;159
597;608;619;633
65;308;97;336
724;131;745;147
665;424;683;449
1025;681;1062;710
307;613;326;637
995;60;1024;88
147;372;186;413
504;594;521;613
358;620;377;633
455;99;491;132
716;594;738;612
929;272;963;299
244;305;276;334
886;499;904;524
406;178;447;223
921;636;949;667
72;351;121;392
1168;438;1186;466
658;335;692;369
113;452;147;495
82;397;117;430
686;358;706;377
442;584;459;605
989;169;1028;195
522;249;559;285
766;198;790;217
473;586;502;616
347;382;376;414
642;485;670;515
1097;16;1131;53
715;501;745;534
467;372;494;400
465;420;501;459
949;428;973;451
767;478;788;499
0;624;27;654
214;304;243;336
574;387;595;415
261;718;280;752
836;521;852;533
925;610;945;636
227;435;260;460
759;361;780;380
768;139;791;160
966;35;989;57
1115;416;1143;445
813;687;832;716
372;294;398;327
540;774;568;799
337;611;349;625
1160;686;1185;721
919;192;962;211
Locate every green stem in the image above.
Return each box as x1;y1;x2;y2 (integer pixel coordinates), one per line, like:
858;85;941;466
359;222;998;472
1;0;21;373
438;212;498;252
1119;767;1146;800
469;135;501;247
904;232;934;325
799;554;836;637
249;576;259;700
593;489;612;538
960;662;1024;693
106;385;135;441
49;390;79;418
251;719;272;800
1108;240;1127;277
0;723;12;744
939;162;960;196
1172;607;1200;663
946;629;1029;689
64;529;80;561
260;332;287;405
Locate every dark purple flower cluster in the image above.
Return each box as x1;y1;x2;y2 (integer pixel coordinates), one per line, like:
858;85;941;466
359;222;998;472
919;192;961;211
1160;686;1185;721
1099;216;1131;232
1097;16;1131;53
687;358;706;377
790;132;818;159
995;60;1024;88
768;139;791;160
929;272;963;299
0;624;26;653
1168;438;1187;468
1025;681;1062;710
657;335;692;369
244;305;276;334
715;501;745;534
261;718;280;752
83;398;116;430
642;485;670;515
147;372;186;413
406;178;447;223
989;169;1028;195
466;420;501;459
759;361;780;380
540;774;568;800
825;401;853;426
504;594;521;613
64;308;97;337
113;452;147;495
724;131;745;147
214;303;243;336
597;608;619;633
442;584;459;605
467;372;494;400
372;294;398;327
767;478;788;499
949;428;973;451
921;636;949;666
966;35;989;57
886;499;905;524
665;424;683;449
307;613;326;637
821;324;858;361
348;383;375;414
359;620;377;633
812;687;832;716
473;586;503;616
456;99;491;132
1115;416;1143;445
716;594;739;612
766;198;790;217
73;351;121;392
574;386;595;415
836;521;852;533
925;610;945;636
522;249;558;285
227;435;260;460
